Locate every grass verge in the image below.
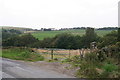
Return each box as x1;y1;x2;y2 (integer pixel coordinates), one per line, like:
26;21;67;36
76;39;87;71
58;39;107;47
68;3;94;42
2;47;44;62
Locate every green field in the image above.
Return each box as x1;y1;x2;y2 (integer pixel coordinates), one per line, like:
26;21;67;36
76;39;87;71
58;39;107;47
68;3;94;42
32;29;113;40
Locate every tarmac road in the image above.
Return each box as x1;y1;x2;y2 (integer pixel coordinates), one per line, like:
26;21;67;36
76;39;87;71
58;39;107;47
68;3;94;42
1;58;74;78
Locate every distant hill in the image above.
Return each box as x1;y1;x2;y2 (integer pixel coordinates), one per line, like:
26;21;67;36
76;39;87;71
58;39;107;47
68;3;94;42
1;26;33;33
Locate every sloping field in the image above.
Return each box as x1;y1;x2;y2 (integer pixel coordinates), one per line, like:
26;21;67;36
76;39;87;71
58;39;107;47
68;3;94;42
32;29;85;40
32;29;113;40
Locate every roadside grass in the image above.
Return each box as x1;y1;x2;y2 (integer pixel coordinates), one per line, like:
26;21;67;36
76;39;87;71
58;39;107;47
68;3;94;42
0;49;2;57
32;29;113;40
102;63;118;72
2;47;44;62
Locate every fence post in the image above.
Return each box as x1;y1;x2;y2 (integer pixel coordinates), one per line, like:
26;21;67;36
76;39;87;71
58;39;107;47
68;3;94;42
79;49;81;57
51;49;54;60
80;48;84;59
69;49;71;58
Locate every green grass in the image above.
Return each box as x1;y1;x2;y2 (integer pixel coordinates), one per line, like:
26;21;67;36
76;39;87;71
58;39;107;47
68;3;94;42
32;29;113;40
102;63;118;72
2;48;44;62
0;49;2;57
32;29;85;40
95;30;113;36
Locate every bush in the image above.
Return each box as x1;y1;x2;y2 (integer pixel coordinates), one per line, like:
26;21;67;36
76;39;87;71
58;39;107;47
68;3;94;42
84;53;99;64
98;31;118;48
72;52;119;78
72;55;81;61
2;33;39;47
76;60;99;78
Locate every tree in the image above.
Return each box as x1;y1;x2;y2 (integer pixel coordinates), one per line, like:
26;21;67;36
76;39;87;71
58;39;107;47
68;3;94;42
38;37;55;48
81;27;99;48
98;31;118;48
37;28;99;49
2;29;22;40
55;33;74;49
2;33;39;47
15;33;39;47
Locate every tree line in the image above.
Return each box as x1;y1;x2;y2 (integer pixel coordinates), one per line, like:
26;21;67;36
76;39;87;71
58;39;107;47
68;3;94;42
2;27;119;50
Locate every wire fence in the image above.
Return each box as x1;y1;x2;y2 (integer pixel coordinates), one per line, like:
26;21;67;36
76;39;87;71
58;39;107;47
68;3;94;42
33;48;92;60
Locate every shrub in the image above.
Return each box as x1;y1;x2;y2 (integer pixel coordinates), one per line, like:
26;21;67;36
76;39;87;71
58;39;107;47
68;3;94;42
84;52;99;64
73;52;119;78
76;60;99;78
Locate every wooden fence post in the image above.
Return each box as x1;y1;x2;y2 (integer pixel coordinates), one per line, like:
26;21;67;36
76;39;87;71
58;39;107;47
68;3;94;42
79;49;81;57
51;49;54;60
69;50;71;58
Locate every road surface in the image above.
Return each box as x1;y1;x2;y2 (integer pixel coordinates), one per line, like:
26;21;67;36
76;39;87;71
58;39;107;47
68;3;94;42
1;58;74;78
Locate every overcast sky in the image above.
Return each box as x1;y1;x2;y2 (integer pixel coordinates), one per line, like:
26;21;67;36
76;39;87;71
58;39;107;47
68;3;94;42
0;0;119;29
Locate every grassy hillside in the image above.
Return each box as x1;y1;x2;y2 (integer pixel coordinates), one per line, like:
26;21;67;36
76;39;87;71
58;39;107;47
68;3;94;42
32;29;85;40
32;29;113;40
